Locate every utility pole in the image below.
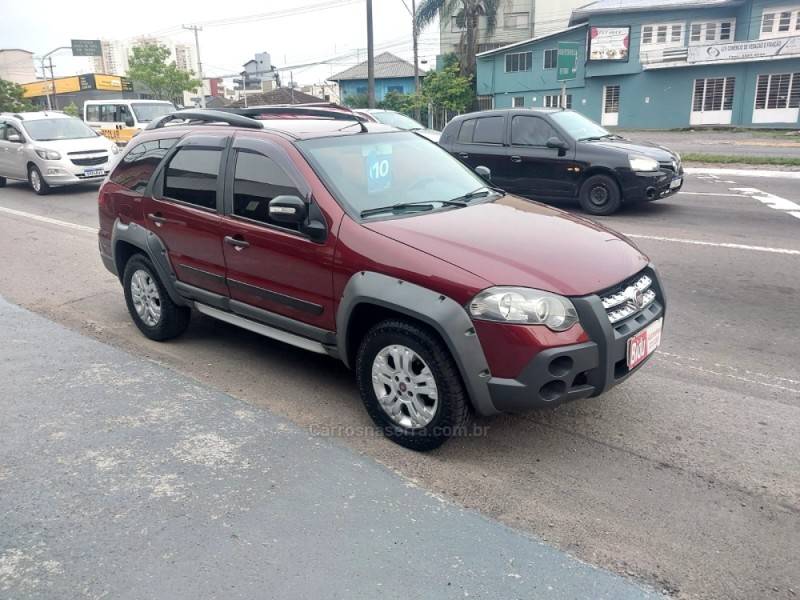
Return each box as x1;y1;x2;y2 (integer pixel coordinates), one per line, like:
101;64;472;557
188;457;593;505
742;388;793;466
183;24;206;108
48;57;57;110
412;0;420;121
366;0;375;108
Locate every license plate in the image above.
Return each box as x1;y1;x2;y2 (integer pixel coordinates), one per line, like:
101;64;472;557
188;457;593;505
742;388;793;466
670;177;682;189
84;168;105;177
626;318;663;370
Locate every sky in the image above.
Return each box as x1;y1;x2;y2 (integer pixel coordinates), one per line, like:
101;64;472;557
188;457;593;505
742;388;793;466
0;0;442;86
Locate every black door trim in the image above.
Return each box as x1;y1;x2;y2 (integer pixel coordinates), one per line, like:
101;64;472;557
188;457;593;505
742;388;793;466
227;278;324;316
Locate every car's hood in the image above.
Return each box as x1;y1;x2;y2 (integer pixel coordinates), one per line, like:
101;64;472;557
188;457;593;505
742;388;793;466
364;195;649;297
584;137;677;162
33;136;114;154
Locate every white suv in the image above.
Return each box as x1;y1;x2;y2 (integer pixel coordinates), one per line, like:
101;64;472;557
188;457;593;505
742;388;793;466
0;111;120;195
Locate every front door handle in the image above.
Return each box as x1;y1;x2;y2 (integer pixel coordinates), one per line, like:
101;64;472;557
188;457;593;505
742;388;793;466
458;152;469;159
147;212;184;227
510;156;522;163
224;235;250;251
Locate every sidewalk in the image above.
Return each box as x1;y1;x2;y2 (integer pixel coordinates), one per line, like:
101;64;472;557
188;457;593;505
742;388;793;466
0;296;662;600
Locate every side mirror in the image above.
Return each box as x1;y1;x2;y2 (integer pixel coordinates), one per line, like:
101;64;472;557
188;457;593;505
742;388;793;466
124;116;135;128
475;165;492;182
546;136;569;151
269;195;307;225
7;133;22;143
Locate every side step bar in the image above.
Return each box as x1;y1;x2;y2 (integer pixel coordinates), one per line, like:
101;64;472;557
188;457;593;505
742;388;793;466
194;302;329;355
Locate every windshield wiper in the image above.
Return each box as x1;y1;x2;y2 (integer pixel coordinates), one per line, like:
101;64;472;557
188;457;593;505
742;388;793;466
580;134;620;142
448;187;502;203
360;199;467;218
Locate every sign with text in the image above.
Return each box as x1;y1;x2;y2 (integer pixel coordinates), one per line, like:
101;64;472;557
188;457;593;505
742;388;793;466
557;42;579;81
688;36;800;63
71;39;103;57
588;26;630;62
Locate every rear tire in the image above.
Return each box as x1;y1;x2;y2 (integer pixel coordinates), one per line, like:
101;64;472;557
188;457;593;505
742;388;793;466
355;319;471;451
122;254;190;341
579;174;622;216
28;165;50;195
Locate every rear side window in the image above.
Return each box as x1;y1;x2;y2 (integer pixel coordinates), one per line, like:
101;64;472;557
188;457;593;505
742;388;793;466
457;118;476;143
511;116;557;146
233;151;302;227
163;148;221;210
473;116;505;144
110;137;178;193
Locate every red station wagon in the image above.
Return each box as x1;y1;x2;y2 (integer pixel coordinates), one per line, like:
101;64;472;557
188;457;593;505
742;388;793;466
98;107;665;450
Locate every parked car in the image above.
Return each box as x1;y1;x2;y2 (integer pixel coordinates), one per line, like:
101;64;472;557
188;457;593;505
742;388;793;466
439;108;683;215
98;108;665;451
84;99;176;146
354;109;441;142
0;111;120;194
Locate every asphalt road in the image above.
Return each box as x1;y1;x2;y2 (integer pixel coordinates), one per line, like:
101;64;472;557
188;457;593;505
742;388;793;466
618;129;800;159
0;172;798;600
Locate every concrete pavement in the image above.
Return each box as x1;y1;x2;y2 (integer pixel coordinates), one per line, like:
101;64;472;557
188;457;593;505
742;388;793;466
0;296;662;599
0;171;798;599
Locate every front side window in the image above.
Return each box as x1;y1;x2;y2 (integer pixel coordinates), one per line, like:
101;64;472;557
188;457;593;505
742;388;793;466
505;51;532;72
232;151;302;227
550;111;609;141
111;137;178;193
511;116;557;146
298;131;491;219
86;105;100;121
761;7;800;38
163;148;221;210
131;102;175;123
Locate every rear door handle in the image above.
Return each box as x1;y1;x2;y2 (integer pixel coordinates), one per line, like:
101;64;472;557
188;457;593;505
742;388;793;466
224;235;250;251
510;156;522;163
458;152;469;159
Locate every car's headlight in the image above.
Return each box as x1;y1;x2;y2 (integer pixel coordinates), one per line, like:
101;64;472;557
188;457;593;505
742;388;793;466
629;155;659;171
110;144;120;155
468;287;578;331
34;148;61;160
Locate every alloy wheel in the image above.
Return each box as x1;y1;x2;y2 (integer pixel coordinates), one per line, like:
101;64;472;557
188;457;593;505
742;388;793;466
371;344;439;429
130;269;162;327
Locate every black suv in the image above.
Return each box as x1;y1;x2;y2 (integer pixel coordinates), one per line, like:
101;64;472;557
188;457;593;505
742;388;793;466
439;108;683;215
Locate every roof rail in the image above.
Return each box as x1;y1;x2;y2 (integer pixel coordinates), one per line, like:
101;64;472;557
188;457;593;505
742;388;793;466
145;109;264;131
217;103;364;123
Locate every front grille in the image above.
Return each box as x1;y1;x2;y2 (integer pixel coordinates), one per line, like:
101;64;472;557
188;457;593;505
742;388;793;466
67;149;107;156
601;273;657;324
659;157;682;174
71;155;108;166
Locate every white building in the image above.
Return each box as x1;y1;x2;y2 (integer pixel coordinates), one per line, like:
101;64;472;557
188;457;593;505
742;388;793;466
0;49;37;84
90;38;197;76
439;0;585;56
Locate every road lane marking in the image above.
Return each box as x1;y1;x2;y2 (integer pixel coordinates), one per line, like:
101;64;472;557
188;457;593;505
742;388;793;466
678;191;746;197
621;233;800;256
656;351;800;394
0;206;95;234
686;167;800;179
730;187;800;223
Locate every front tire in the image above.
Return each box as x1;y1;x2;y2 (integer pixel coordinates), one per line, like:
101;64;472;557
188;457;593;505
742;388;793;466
355;319;471;451
122;254;190;341
579;174;622;216
28;165;50;195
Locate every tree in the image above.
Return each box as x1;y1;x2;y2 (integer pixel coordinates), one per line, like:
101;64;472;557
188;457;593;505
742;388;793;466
63;102;79;117
0;78;33;112
415;0;499;76
127;43;201;103
343;93;369;108
421;61;474;114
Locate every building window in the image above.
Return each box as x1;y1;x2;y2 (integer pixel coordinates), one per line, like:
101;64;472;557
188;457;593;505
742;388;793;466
476;95;494;111
692;77;735;112
505;51;532;73
504;12;530;29
512;96;525;107
356;86;367;95
690;20;735;44
387;85;404;93
641;22;684;48
755;72;800;110
604;85;620;114
451;16;465;32
761;7;800;38
543;49;558;69
543;94;572;109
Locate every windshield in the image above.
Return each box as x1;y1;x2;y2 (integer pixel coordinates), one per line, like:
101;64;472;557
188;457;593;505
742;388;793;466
371;111;425;130
550;111;610;141
298;131;490;219
22;118;98;141
131;102;175;123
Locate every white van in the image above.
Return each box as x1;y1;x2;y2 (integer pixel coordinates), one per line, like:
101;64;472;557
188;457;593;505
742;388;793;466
83;99;175;145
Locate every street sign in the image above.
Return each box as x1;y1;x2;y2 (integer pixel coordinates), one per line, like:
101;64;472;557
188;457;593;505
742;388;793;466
71;39;102;57
557;42;579;82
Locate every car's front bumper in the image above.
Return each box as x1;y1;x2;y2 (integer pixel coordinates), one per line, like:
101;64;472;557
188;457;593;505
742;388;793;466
37;157;112;187
620;168;683;203
483;266;666;413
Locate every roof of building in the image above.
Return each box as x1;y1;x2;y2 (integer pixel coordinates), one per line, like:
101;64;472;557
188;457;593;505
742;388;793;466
228;87;324;108
328;52;426;81
476;23;588;59
0;48;34;54
570;0;741;23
